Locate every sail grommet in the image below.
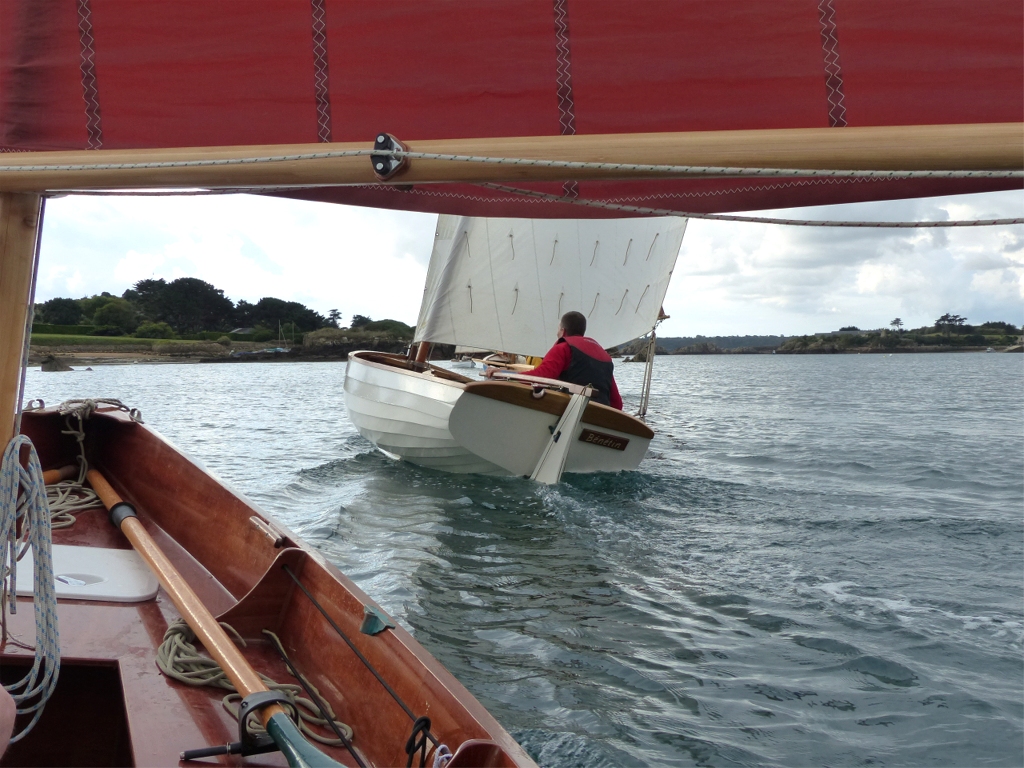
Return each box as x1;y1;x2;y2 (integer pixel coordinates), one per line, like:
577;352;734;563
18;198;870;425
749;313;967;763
371;132;408;181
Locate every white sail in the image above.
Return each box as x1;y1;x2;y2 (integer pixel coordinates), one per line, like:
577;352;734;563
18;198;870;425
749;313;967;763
414;216;686;357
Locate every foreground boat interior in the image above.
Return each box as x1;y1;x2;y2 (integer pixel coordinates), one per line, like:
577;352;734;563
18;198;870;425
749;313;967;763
4;406;533;767
0;3;1020;765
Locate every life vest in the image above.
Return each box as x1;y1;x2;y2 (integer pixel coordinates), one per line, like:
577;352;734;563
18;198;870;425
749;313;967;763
559;336;615;406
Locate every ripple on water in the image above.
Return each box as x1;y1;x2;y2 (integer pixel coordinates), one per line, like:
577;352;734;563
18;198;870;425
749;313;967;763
19;354;1023;767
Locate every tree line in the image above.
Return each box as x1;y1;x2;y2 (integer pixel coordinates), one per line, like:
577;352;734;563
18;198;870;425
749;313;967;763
779;315;1020;353
35;277;341;339
886;315;1019;338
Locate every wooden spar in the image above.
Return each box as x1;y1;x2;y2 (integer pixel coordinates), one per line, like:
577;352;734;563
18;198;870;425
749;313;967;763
0;123;1020;192
0;193;42;443
414;342;432;364
42;465;77;484
85;468;289;727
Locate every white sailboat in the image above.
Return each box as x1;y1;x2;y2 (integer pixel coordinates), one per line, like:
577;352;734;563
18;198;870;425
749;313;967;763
343;214;687;482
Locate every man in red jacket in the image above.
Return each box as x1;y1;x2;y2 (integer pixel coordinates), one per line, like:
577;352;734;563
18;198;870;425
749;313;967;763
487;311;623;410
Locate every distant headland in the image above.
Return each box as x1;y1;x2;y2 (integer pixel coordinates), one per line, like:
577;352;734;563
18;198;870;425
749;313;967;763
623;317;1023;357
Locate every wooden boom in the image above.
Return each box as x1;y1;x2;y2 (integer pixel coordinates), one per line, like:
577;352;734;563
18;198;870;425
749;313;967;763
0;123;1020;192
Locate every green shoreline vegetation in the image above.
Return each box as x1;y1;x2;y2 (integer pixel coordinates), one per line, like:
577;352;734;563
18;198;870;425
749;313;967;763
773;316;1021;354
638;316;1022;356
31;283;1021;360
31;278;414;355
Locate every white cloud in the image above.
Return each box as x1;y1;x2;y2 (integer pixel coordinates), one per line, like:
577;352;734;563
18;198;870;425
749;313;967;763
112;250;167;285
666;190;1024;335
39;194;435;325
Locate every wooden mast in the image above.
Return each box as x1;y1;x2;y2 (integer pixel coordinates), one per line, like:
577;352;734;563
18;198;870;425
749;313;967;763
0;123;1020;192
0;193;42;443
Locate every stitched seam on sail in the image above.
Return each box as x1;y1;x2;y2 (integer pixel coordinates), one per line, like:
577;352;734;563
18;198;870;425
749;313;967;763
818;0;848;128
310;0;333;143
76;0;103;149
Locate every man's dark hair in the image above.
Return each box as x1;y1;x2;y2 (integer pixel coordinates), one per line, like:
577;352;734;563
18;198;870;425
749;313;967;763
560;311;587;337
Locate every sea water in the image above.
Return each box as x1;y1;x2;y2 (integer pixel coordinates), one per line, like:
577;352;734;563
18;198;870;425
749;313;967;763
22;353;1024;767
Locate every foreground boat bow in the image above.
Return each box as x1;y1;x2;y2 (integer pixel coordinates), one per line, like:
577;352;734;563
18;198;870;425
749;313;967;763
7;406;534;767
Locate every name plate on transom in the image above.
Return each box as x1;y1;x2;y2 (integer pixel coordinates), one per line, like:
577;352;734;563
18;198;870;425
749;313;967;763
579;429;629;451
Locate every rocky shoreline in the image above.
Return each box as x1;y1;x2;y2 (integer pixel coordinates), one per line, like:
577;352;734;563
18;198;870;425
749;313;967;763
29;339;1022;371
29;338;413;369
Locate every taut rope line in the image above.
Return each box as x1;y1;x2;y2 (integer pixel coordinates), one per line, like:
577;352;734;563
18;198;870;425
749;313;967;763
2;148;1022;180
481;183;1024;228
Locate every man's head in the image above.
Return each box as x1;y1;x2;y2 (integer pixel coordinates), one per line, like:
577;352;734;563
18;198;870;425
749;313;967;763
559;311;587;338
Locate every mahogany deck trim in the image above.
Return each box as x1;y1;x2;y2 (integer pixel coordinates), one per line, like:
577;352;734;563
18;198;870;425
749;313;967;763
462;382;655;439
352;351;475;385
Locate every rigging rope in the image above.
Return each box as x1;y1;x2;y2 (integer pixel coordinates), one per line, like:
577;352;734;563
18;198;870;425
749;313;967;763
156;619;353;746
0;436;60;742
4;147;1022;180
636;322;661;422
55;397;142;424
46;183;1024;227
11;145;1024;227
481;183;1024;228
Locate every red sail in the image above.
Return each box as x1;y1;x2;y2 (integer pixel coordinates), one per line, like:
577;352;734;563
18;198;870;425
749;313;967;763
1;0;1020;216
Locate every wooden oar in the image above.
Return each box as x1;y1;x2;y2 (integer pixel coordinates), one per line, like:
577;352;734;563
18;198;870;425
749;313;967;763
41;465;77;485
85;468;343;768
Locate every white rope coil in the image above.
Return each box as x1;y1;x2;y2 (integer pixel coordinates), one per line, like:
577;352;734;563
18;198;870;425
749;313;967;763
0;436;60;742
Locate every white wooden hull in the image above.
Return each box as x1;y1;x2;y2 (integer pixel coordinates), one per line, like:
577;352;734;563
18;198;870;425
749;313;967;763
448;389;651;476
343;351;652;477
344;352;506;474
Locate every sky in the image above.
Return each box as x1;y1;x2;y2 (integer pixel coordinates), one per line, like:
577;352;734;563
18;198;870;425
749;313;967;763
33;188;1023;338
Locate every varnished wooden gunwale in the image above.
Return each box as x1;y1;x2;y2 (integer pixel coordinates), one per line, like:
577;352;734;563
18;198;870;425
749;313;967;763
12;409;531;767
461;382;655;439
